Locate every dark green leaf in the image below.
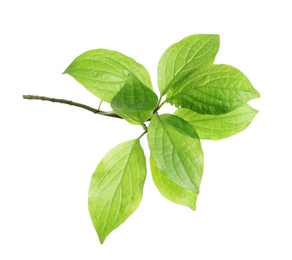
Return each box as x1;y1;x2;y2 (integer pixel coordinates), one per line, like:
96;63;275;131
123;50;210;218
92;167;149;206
111;74;158;125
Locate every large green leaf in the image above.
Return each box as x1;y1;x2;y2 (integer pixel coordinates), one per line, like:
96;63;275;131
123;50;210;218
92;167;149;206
111;74;158;125
158;34;220;95
175;104;258;140
150;157;198;210
147;114;204;192
88;139;146;244
64;49;152;102
166;64;260;115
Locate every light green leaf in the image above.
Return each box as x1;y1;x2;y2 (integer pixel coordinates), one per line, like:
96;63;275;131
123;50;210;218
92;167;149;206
88;139;146;244
167;64;260;114
64;49;152;102
147;114;204;192
110;74;158;125
175;104;258;140
150;157;198;210
158;34;220;95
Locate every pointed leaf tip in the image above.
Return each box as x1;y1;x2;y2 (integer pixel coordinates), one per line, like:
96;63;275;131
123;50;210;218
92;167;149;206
175;104;259;140
111;74;158;125
88;139;146;243
167;64;260;115
158;34;220;95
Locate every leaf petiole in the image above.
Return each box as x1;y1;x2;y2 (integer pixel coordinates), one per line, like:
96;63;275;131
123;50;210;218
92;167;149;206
98;100;103;110
138;129;147;139
142;123;148;131
154;98;167;114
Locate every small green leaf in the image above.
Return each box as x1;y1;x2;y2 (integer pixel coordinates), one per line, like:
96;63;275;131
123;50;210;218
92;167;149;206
150;157;198;210
147;114;204;192
167;64;260;114
110;74;158;125
64;49;152;102
88;139;146;244
175;104;258;140
158;34;220;95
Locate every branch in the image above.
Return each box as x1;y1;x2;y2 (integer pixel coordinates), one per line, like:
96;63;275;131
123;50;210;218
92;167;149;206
22;95;122;119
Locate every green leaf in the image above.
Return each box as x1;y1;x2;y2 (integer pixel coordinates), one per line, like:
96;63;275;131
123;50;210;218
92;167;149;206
64;49;152;102
166;64;260;114
88;139;146;244
147;114;204;192
175;104;258;140
150;157;198;210
110;74;158;125
158;34;220;95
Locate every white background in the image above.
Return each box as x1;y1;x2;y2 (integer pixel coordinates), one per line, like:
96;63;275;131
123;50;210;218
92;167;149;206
1;0;291;259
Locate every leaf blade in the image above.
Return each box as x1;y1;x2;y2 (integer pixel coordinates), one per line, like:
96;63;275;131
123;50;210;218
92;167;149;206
64;49;152;102
158;34;220;95
110;74;158;125
88;139;146;243
175;104;258;140
150;157;198;210
167;64;260;114
147;114;204;192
